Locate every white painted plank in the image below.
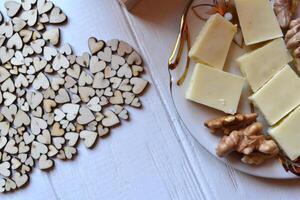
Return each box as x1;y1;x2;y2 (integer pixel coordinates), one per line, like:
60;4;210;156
125;0;300;199
46;0;206;200
0;171;58;200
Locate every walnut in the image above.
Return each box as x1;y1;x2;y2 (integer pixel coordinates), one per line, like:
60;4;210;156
285;18;300;58
205;114;279;165
274;0;292;29
204;113;258;135
241;153;274;165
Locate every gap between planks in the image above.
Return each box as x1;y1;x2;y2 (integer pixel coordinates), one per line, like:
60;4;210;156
117;0;212;199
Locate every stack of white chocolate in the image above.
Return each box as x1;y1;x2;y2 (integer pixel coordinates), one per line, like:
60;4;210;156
186;0;300;161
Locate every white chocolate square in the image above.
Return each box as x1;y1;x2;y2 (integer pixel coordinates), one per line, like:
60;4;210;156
269;106;300;161
235;0;283;45
237;38;292;92
188;14;237;69
250;65;300;125
186;64;245;114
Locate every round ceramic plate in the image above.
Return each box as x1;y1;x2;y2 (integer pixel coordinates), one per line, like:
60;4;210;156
168;4;297;179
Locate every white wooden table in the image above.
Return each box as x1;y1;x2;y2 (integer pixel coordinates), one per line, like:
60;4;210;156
2;0;300;199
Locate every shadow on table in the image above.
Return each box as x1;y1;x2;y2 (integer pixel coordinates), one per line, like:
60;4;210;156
129;0;188;25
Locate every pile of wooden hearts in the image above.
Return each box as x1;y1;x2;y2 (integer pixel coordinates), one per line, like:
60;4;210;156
0;0;148;193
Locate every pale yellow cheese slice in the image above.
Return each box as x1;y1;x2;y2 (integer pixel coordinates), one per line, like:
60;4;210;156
235;0;283;45
237;38;293;92
269;106;300;161
186;64;245;114
188;14;237;69
249;65;300;125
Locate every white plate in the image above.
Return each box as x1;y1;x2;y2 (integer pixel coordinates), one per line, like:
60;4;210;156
169;5;297;179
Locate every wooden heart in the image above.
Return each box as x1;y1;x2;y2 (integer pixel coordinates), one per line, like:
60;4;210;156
104;66;116;78
61;103;80;121
97;125;109;137
33;56;47;72
64;146;76;159
80;130;98;148
37;130;51;145
117;41;133;56
78;71;93;86
0;47;14;64
60;43;72;55
66;64;81;79
111;55;125;70
23;132;35;145
102;110;120;127
13;172;28;188
26;91;43;110
64;76;76;89
30;39;45;54
18;141;30;153
4;1;21;17
76;52;90;67
77;105;95;125
0;21;13;38
0;66;11;83
43;46;57;61
4;140;18;154
127;51;142;65
118;79;132;92
3;92;16;106
92;72;109;89
20;9;38;26
0;162;11;177
64;132;79;147
49;7;67;24
88;37;104;55
78;86;95;103
109;90;124;105
21;0;36;11
97;47;112;62
90;56;106;74
48;145;58;157
130;77;148;95
51;122;64;137
2;78;15;92
0;136;7;149
15;74;29;88
106;39;119;51
20;30;33;43
1;104;17;122
52;137;65;149
13;110;30;128
53;53;69;71
51;77;65;91
31;117;47;135
39;155;53;170
87;96;102;112
12;17;26;32
55;88;70;104
37;0;53;14
11;158;21;170
32;72;49;90
7;33;23;50
43;28;60;46
54;109;65;121
117;63;132;78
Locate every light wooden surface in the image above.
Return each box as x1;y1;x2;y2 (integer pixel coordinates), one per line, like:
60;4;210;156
2;0;300;199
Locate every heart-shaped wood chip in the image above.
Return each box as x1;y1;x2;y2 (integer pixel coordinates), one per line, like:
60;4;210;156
0;1;148;193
